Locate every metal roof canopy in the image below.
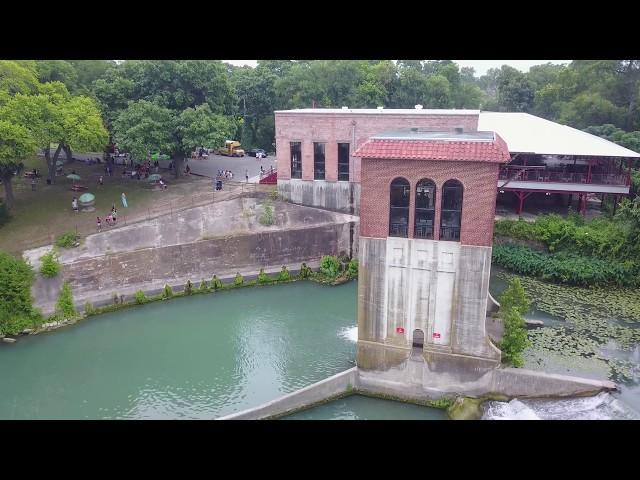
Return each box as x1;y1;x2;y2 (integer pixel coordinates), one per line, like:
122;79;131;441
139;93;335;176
479;112;640;158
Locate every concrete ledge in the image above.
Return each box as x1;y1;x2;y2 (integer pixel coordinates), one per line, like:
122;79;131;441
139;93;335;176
217;367;358;420
488;368;617;398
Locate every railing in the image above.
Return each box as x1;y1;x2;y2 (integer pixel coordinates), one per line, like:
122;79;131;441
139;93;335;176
499;167;627;186
389;222;408;237
414;224;434;239
440;226;461;242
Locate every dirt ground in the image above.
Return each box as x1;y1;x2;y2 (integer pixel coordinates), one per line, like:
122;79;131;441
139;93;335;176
0;156;248;255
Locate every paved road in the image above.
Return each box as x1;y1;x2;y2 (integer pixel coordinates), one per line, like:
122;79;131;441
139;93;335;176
188;154;277;183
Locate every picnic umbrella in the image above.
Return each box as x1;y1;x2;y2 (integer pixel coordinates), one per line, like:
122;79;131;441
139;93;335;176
56;160;64;166
147;174;161;182
66;173;80;185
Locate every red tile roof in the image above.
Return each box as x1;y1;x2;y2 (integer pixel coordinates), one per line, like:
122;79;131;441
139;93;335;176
354;134;510;163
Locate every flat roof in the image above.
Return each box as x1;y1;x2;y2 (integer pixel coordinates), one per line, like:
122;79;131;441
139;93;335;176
478;112;640;158
372;129;495;142
275;108;480;115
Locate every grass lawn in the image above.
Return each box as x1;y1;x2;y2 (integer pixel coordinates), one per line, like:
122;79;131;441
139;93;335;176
0;155;215;255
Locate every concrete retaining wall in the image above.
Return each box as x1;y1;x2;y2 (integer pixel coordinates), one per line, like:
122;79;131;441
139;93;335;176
217;367;358;420
278;179;360;215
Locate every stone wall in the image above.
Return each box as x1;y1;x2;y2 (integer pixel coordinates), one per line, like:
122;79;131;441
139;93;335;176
278;179;361;215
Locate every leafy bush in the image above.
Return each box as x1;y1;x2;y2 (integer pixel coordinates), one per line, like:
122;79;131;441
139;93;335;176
347;258;359;279
134;290;147;304
112;292;120;305
257;268;271;284
55;232;77;248
0;306;36;335
234;272;244;286
40;250;60;278
320;255;340;279
184;280;193;295
162;284;173;299
198;279;208;292
298;262;313;279
56;281;77;319
211;275;223;290
259;201;274;226
0;251;39;326
493;243;639;287
278;265;290;281
268;189;279;201
497;278;530;368
499;307;528;368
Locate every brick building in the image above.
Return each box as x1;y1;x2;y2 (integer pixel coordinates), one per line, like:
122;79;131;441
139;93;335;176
354;130;509;375
275;108;639;215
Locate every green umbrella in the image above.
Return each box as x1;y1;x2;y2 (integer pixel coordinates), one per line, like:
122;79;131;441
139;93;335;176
56;160;64;166
78;193;95;203
66;173;80;186
148;174;161;182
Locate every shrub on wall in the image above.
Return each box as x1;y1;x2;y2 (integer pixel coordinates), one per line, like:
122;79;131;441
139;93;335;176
0;252;39;332
346;258;359;279
211;275;223;290
257;268;271;284
234;272;244;286
134;290;147;304
278;266;290;281
298;263;312;279
40;250;60;278
84;301;96;315
320;255;340;279
184;280;193;295
56;281;77;320
199;279;208;292
162;284;173;299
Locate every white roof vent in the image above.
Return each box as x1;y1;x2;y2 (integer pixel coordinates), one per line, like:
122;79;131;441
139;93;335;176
341;106;349;110
377;106;384;110
415;104;423;110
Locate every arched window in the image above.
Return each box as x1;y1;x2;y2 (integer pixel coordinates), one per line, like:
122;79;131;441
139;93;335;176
389;177;410;237
440;180;463;241
414;179;436;239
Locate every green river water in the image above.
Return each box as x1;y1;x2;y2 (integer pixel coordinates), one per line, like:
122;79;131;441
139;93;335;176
2;271;639;420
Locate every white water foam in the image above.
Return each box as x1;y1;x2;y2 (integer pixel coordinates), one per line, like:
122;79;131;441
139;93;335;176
339;326;358;343
483;392;640;420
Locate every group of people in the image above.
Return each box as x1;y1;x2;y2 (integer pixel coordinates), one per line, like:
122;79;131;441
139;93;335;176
96;205;119;231
217;169;233;180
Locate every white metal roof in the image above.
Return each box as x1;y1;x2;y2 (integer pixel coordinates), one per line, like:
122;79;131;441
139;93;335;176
275;108;480;115
479;112;640;158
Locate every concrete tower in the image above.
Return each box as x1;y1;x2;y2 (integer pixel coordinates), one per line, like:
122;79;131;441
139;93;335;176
354;129;511;389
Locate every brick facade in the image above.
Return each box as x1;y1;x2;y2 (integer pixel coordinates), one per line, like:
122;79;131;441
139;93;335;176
360;159;499;247
276;111;479;182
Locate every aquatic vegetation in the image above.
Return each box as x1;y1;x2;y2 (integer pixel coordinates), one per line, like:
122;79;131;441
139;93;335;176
497;271;640;382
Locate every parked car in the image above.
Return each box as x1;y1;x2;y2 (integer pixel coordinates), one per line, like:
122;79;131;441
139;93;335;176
246;148;268;158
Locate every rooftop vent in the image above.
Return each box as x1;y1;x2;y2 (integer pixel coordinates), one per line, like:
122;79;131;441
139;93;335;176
415;104;423;110
455;127;464;134
341;106;349;110
377;106;384;110
411;127;419;132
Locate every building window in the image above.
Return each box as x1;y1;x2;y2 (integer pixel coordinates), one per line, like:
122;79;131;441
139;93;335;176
314;142;326;180
440;179;463;242
290;142;302;179
338;143;350;181
414;179;435;239
389;177;410;238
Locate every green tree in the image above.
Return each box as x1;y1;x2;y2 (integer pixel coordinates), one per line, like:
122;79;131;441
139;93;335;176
36;60;78;92
0;60;39;98
0;251;40;332
496;65;535;112
56;281;77;319
0;119;37;209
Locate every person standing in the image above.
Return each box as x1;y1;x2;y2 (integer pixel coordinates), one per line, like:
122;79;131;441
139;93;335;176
96;216;102;232
121;192;128;208
99;175;104;186
72;196;78;213
245;169;249;183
